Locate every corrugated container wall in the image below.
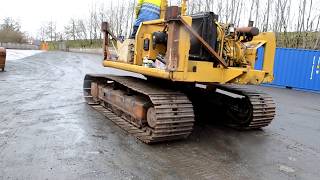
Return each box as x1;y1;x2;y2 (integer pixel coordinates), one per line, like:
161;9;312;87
256;48;320;92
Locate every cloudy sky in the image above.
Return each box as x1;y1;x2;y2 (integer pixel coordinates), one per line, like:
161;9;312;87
0;0;318;38
0;0;182;37
0;0;105;36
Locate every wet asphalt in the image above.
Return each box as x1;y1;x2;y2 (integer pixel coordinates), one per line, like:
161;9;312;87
0;51;319;180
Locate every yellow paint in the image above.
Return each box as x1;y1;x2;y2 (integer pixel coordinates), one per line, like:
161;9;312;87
134;20;166;65
104;60;270;84
160;0;167;19
104;60;170;79
181;0;187;15
102;8;276;85
250;32;276;78
138;0;162;7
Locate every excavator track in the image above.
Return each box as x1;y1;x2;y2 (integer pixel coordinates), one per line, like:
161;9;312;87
215;84;276;129
84;75;275;144
84;75;195;144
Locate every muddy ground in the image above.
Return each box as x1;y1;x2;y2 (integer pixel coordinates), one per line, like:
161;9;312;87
0;50;319;180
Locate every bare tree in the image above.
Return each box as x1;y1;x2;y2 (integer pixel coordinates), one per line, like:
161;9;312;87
34;0;320;49
1;17;21;31
45;21;57;42
64;19;77;41
38;25;46;41
0;17;26;43
77;19;88;40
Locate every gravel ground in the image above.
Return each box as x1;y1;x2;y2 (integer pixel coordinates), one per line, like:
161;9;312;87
0;50;319;180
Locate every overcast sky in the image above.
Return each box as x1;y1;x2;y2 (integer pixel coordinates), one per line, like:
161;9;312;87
0;0;182;37
0;0;106;36
0;0;318;37
0;0;185;35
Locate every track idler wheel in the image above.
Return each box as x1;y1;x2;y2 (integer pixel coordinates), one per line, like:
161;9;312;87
225;96;253;127
147;107;157;128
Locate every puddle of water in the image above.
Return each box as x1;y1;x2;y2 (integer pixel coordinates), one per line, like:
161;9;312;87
279;164;295;173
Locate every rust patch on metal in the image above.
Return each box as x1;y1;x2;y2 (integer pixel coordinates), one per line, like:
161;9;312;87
83;75;195;144
0;47;6;71
165;6;181;71
166;21;180;71
100;86;150;127
165;6;180;21
236;27;260;36
90;82;99;101
101;22;111;60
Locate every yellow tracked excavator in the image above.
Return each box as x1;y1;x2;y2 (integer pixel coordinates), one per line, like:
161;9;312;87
84;0;276;144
